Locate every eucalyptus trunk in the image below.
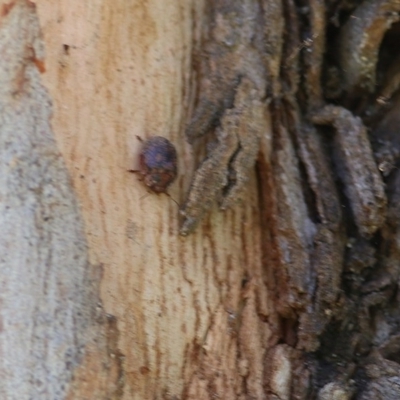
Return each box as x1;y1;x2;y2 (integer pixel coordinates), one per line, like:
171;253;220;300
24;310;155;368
0;0;399;399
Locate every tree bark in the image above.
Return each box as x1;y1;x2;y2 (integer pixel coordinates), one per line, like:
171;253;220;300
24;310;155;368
1;0;400;399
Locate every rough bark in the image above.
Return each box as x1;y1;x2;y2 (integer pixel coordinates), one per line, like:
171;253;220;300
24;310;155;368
1;0;400;399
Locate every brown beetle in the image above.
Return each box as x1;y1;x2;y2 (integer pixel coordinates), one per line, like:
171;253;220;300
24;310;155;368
129;136;178;193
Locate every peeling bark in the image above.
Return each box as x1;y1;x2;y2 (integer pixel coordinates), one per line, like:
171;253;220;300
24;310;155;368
2;0;400;399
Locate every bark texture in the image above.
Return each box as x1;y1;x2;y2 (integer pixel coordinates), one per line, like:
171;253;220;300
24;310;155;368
0;1;120;399
1;0;400;399
35;0;269;399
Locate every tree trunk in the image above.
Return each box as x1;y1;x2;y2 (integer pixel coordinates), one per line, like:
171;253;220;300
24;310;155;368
1;0;400;399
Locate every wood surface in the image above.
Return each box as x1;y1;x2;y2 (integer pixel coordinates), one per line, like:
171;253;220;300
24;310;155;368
13;0;273;398
6;1;397;399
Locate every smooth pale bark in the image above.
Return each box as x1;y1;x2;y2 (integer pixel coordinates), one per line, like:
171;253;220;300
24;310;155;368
0;1;117;399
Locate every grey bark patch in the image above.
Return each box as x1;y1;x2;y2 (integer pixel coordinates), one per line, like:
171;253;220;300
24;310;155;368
0;1;95;398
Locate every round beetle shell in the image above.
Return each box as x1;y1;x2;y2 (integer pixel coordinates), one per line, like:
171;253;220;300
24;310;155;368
138;136;178;193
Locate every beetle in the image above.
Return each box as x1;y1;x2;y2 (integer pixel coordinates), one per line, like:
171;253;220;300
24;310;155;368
129;136;178;193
